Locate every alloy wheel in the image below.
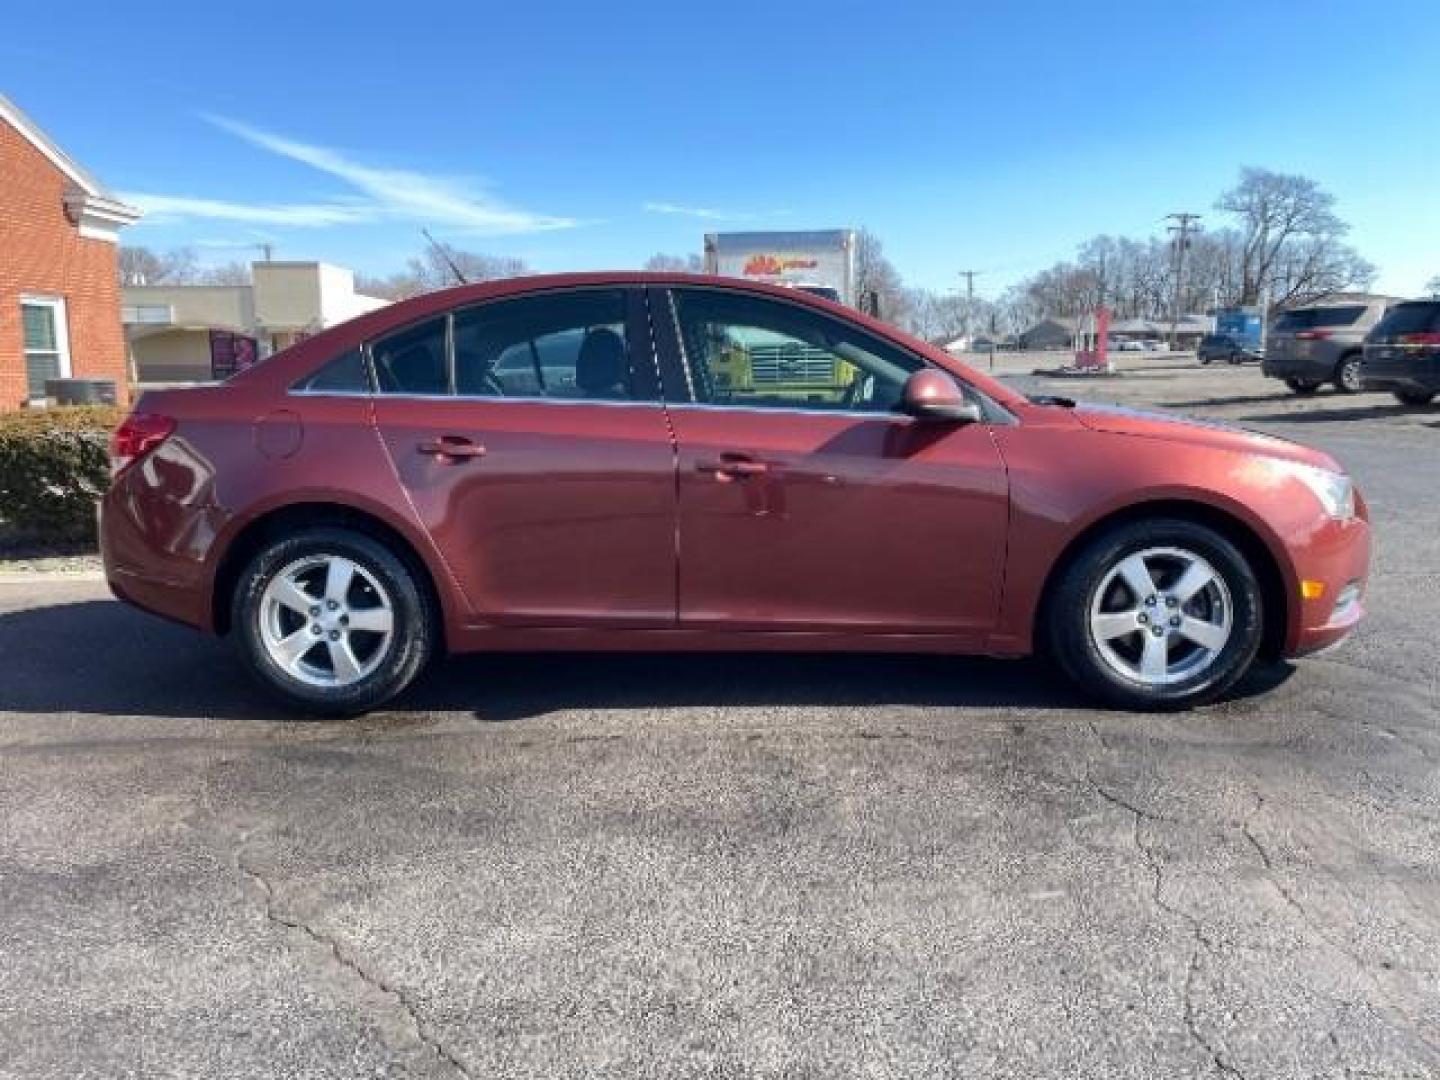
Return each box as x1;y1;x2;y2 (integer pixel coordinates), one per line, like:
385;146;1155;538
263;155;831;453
1088;546;1233;687
258;555;396;688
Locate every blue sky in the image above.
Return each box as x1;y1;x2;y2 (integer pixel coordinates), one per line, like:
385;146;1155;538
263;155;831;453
6;0;1437;297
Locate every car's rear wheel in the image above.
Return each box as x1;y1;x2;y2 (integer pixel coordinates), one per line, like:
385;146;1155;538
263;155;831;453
1285;377;1321;395
1394;389;1437;406
232;526;436;716
1047;519;1263;711
1334;354;1364;393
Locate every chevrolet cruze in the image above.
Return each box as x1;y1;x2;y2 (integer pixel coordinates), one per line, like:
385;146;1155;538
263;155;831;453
102;274;1370;715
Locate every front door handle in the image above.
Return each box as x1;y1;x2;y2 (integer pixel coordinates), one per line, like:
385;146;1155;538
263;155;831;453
417;436;487;461
696;454;769;480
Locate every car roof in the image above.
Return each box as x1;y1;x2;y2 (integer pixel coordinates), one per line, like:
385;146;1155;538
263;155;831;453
231;272;1028;408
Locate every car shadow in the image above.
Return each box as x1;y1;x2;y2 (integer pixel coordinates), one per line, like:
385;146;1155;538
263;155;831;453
0;600;1295;725
1161;391;1323;410
1238;403;1420;425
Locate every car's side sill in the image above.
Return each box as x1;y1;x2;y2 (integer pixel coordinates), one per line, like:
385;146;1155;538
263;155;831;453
448;624;1024;657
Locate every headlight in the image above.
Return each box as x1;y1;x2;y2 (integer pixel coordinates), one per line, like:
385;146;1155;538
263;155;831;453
1280;461;1355;520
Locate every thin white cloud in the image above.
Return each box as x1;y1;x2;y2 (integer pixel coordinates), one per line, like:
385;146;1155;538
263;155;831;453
122;193;371;228
203;114;575;234
644;201;791;222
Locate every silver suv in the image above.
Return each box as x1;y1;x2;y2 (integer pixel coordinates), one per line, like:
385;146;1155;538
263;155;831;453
1262;297;1396;395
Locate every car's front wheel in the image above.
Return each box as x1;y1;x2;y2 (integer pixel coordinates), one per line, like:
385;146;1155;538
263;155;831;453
1047;519;1263;710
232;526;437;716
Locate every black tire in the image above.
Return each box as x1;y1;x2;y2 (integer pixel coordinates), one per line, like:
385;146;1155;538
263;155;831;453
1394;389;1437;407
1045;518;1264;711
232;526;437;717
1334;353;1364;393
1285;377;1321;395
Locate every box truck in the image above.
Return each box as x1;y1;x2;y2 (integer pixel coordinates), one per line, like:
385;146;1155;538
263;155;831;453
703;230;858;307
701;230;861;406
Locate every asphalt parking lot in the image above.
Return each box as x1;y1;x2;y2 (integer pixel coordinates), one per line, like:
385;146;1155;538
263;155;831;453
2;362;1437;1079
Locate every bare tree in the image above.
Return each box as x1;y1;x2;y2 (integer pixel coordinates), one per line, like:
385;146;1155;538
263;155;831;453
358;244;531;300
118;245;199;285
1216;168;1372;304
644;253;704;272
1424;275;1439;296
854;228;911;324
195;261;252;286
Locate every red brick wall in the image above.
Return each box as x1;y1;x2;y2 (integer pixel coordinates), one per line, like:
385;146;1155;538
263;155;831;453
0;118;129;411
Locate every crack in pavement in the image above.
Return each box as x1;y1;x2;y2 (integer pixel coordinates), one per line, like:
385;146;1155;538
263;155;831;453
1086;772;1249;1080
231;831;474;1080
1239;795;1440;1063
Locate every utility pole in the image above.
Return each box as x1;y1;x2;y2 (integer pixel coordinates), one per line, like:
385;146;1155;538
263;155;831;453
958;270;981;348
1166;213;1200;350
255;242;274;263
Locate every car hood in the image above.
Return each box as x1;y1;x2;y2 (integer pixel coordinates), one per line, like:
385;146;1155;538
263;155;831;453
1068;402;1341;471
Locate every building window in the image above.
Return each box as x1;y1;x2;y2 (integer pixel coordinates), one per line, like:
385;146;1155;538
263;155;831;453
20;297;72;399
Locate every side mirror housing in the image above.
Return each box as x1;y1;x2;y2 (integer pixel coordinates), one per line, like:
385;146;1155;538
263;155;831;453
900;370;982;423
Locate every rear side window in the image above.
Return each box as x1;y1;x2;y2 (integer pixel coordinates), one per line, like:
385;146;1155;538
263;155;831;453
1371;302;1440;336
452;289;652;401
294;347;370;393
1273;306;1367;331
372;317;449;395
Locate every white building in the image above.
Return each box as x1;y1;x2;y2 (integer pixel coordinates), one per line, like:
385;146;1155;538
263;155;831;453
123;261;389;383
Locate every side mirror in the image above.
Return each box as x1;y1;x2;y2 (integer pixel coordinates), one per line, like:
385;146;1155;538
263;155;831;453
900;370;982;423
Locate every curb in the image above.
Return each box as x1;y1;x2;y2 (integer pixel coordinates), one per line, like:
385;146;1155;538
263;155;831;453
0;571;106;584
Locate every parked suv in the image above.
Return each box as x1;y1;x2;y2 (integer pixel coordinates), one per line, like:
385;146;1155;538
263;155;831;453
1361;299;1440;406
1263;298;1393;394
1197;333;1262;365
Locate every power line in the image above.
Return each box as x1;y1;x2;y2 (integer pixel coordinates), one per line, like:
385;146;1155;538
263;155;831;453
958;270;982;345
1166;213;1201;349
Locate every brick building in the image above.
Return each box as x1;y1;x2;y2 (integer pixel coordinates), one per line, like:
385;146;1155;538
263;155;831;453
0;94;141;410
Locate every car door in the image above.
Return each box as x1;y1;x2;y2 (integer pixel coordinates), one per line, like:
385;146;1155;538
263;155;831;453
652;285;1010;640
370;286;678;627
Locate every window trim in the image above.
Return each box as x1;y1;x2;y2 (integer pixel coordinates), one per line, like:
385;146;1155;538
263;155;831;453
19;294;72;399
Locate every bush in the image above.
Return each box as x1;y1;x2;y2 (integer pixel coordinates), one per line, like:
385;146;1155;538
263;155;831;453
0;406;123;549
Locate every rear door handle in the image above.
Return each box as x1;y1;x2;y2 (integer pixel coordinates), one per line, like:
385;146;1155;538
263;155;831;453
417;436;487;461
696;454;769;480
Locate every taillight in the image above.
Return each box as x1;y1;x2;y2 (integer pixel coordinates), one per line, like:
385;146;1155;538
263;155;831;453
1295;330;1333;341
110;413;176;476
1400;332;1440;345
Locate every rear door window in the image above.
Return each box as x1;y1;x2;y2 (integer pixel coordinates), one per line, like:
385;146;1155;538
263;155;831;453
372;317;449;395
1371;302;1440;336
452;289;657;402
1272;306;1367;332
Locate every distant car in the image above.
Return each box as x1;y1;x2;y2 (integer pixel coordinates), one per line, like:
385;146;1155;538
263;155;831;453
1361;299;1440;406
101;272;1370;715
1143;340;1169;352
1197;333;1262;366
1262;299;1394;394
1113;339;1147;352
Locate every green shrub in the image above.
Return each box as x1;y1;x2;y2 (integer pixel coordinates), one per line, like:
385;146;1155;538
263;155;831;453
0;407;122;548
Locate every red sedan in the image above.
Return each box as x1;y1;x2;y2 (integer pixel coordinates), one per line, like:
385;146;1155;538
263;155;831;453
102;274;1370;715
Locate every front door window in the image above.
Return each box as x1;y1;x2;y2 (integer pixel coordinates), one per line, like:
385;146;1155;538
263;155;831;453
670;288;920;413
